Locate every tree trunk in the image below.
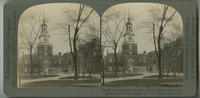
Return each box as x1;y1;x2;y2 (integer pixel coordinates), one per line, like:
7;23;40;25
94;60;96;74
73;55;78;80
114;45;118;75
89;64;92;78
29;47;33;77
83;64;85;78
73;29;79;80
152;24;162;79
158;56;162;78
167;65;170;77
173;66;176;79
158;37;162;79
177;55;179;75
162;58;165;77
163;66;165;77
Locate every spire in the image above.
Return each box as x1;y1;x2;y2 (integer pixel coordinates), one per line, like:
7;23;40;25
41;17;47;27
126;10;132;31
128;10;131;23
42;11;47;26
126;10;132;26
43;18;46;24
40;17;48;38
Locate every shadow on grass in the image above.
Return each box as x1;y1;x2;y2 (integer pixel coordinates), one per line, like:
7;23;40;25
59;76;98;80
143;75;183;79
21;79;101;88
22;75;59;80
104;78;183;87
105;74;143;78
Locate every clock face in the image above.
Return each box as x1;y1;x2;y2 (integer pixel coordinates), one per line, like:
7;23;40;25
43;37;48;43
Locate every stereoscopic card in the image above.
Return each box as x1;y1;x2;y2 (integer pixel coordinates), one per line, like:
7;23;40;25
3;0;198;97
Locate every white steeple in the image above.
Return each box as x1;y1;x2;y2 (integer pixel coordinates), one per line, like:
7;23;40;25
39;18;50;45
124;15;135;44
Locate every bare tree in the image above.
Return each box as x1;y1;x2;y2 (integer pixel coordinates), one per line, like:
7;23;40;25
163;22;183;77
62;4;94;80
19;15;42;77
151;5;177;78
103;15;126;75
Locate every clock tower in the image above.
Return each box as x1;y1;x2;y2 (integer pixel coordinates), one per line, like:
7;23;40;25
121;16;138;73
37;19;53;56
122;17;137;55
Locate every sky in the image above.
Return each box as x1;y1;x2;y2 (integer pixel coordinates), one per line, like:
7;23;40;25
18;3;183;56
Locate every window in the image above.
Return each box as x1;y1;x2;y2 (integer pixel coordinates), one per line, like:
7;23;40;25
45;46;48;50
59;59;62;64
44;52;48;56
129;51;132;54
54;59;57;64
129;45;132;49
128;26;131;30
44;27;46;31
109;58;112;62
48;47;51;50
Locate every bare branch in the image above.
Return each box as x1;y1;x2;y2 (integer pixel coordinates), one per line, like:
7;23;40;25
104;25;115;40
116;20;126;43
163;10;177;29
78;9;93;29
32;26;41;46
68;25;74;57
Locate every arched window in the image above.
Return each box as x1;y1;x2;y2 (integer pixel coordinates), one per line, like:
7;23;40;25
128;26;131;31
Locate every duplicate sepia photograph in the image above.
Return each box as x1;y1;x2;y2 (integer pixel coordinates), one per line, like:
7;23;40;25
18;3;184;88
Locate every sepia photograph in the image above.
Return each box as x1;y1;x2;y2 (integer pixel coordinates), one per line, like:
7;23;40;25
17;3;184;88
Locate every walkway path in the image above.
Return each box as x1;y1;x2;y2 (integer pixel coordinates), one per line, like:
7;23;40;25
104;72;157;83
104;72;184;83
21;73;101;84
21;74;73;84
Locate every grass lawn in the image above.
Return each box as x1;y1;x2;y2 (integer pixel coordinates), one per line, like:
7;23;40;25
22;75;58;80
21;79;101;88
104;78;183;87
59;76;98;80
105;74;143;78
143;75;183;79
59;74;143;79
21;77;183;88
